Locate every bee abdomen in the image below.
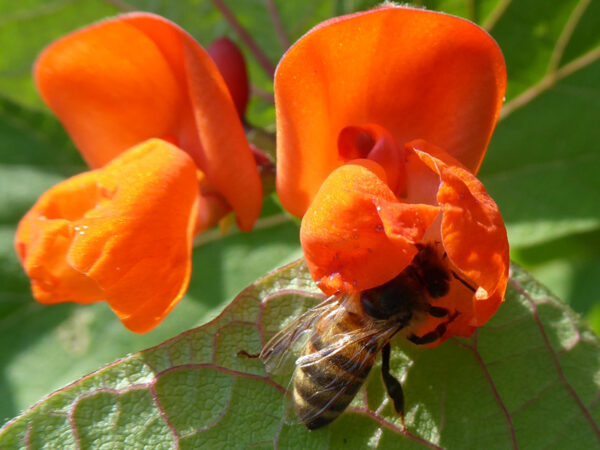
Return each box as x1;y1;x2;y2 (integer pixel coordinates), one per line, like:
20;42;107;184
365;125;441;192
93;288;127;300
293;362;372;430
293;332;375;430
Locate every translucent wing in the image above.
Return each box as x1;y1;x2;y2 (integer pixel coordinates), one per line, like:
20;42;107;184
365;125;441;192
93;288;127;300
260;294;347;374
288;298;403;428
296;324;390;367
294;292;401;368
296;329;396;412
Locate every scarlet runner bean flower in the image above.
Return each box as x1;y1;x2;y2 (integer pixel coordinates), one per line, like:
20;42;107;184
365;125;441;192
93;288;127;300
15;13;262;332
275;6;509;343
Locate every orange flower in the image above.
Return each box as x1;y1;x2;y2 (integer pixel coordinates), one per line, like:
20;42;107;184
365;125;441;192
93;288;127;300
275;6;509;342
16;13;263;332
15;140;198;333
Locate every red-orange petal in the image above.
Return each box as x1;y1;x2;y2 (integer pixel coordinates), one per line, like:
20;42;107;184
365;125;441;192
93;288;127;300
35;18;183;168
276;5;506;217
35;12;261;231
300;160;440;294
409;139;509;328
15;139;199;333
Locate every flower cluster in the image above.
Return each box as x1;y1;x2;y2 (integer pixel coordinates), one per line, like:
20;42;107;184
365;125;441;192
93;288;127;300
16;5;509;340
16;13;262;332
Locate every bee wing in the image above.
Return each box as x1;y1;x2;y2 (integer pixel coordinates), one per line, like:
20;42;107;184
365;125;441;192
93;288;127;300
260;294;348;374
296;324;398;381
294;325;385;367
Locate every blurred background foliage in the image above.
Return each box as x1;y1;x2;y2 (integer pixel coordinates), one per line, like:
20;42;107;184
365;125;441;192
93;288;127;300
0;0;598;423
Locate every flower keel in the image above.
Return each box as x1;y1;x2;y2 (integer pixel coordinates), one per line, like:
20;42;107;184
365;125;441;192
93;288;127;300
15;139;199;333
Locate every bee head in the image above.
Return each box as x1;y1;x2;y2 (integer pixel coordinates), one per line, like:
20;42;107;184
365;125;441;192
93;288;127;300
423;267;450;298
360;273;420;321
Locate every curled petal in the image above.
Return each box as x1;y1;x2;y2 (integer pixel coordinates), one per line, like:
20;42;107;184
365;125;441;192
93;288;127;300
338;124;405;196
194;170;232;233
15;139;199;333
300;160;439;294
276;5;506;217
409;139;509;328
35;12;261;231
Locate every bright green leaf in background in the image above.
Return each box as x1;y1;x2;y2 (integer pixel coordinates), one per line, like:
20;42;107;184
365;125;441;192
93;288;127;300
1;261;599;448
0;0;599;446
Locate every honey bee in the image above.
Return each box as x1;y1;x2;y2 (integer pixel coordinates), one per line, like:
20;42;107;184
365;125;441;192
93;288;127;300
260;242;473;430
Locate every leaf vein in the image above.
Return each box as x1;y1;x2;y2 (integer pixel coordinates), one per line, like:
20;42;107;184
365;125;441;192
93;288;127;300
471;330;519;449
508;277;600;442
510;380;561;416
500;45;600;121
347;405;442;449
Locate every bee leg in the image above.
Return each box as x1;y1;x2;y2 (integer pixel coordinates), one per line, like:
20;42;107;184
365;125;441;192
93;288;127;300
428;306;449;318
407;331;438;345
381;343;404;416
408;322;448;345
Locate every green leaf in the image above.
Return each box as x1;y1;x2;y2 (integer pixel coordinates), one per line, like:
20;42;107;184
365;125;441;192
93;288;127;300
473;0;600;328
2;261;599;448
511;229;600;321
474;0;600;248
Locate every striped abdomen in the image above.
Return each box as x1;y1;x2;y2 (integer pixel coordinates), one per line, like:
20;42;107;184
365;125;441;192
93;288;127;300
292;311;377;429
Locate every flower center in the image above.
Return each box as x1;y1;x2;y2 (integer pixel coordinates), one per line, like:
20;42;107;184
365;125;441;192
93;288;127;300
337;124;406;196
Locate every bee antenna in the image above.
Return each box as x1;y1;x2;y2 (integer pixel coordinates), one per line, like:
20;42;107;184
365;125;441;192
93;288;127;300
451;271;476;292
